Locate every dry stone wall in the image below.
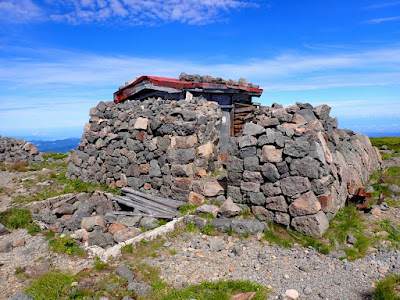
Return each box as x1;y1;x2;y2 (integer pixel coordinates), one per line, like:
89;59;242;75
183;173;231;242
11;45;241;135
67;97;222;201
69;98;382;237
227;102;382;237
0;136;43;163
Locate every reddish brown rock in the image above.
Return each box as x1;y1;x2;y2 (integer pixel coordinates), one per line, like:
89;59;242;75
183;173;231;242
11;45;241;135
188;191;205;206
144;183;152;190
140;164;150;174
289;191;321;216
113;227;142;243
261;145;283;163
108;222;127;235
203;180;224;196
197;142;213;157
318;193;333;212
136;131;147;141
174;177;193;190
134;117;149;130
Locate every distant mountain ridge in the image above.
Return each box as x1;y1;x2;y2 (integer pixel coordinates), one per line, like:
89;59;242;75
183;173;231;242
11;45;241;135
29;138;80;153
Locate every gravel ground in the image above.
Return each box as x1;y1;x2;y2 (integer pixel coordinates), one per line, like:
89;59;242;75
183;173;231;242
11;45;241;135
144;233;399;300
0;229;93;299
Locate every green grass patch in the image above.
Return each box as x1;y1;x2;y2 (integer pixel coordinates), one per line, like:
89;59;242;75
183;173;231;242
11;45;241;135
93;257;108;271
374;274;400;300
237;209;253;219
370;137;400;153
27;223;42;235
48;236;84;257
121;244;134;254
1;208;32;229
43;152;69;162
178;204;197;215
185;221;197;233
25;272;76;300
161;280;269;300
324;205;370;260
200;224;215;235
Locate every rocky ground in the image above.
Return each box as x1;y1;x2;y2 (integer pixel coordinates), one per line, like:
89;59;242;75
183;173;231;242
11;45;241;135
1;155;400;299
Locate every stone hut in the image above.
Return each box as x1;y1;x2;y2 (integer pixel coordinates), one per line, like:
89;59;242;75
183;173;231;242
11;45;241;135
68;74;382;237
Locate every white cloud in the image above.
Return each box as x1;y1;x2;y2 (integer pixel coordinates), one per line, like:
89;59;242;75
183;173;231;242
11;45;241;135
364;1;400;9
0;0;42;23
46;0;258;25
1;46;400;92
364;16;400;24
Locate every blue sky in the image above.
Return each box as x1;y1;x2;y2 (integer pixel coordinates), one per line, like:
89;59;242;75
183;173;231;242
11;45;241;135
0;0;399;140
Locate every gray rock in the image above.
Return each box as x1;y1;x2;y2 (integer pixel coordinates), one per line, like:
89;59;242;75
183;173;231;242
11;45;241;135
227;156;243;173
380;202;389;211
88;230;114;248
261;163;280;182
127;282;151;296
163;241;172;247
347;234;357;245
248;192;266;206
231;244;242;256
116;264;134;282
118;216;142;227
265;196;288;212
297;108;317;122
209;238;224;252
274;212;290;226
238;135;258;148
252;206;274;222
242;123;265;136
139;217;159;230
113;227;142;243
330;250;347;259
231;219;266;235
8;292;34;300
291;211;329;238
227;186;243;204
283;141;310;158
239;147;257;158
0;240;12;253
149;160;161;177
211;218;233;233
243;156;259;171
280;176;311;196
260;182;282;197
168;149;196;164
290;156;320;179
81;216;106;232
184;215;209;229
243;170;263;182
218;197;241;218
390;184;400;195
0;223;10;236
195;204;219;217
67;201;95;230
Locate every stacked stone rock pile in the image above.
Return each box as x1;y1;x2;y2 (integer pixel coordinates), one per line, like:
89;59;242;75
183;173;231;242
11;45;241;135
226;102;382;237
179;72;260;89
69;96;382;237
0;136;43;163
27;192;163;249
67;96;222;201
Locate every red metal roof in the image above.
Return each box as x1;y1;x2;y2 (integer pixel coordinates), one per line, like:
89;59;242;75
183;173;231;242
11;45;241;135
114;75;263;103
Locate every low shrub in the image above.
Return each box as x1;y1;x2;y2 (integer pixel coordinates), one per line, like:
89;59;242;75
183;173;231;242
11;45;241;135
2;209;32;229
48;236;84;257
374;274;400;300
25;272;75;300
